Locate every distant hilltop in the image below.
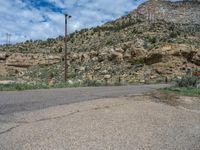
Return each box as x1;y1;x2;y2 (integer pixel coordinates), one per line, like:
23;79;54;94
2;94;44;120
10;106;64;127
132;0;200;25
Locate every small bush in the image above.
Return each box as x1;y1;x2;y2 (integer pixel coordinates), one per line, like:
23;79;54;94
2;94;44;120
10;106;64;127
169;31;178;38
162;87;200;96
0;83;49;91
175;75;198;88
130;58;145;65
149;36;157;44
82;80;102;87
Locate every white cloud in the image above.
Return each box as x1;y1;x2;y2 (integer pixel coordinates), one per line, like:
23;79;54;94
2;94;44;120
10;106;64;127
0;0;144;44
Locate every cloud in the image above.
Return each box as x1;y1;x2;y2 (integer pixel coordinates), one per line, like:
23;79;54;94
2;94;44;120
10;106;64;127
0;0;144;44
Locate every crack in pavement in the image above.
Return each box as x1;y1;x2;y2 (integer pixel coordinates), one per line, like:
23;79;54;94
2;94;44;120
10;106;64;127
1;94;199;136
0;124;20;135
0;103;125;135
18;104;119;124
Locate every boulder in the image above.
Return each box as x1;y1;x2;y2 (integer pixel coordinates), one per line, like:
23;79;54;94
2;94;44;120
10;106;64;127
155;67;174;75
114;47;124;53
109;49;123;62
192;71;200;79
145;53;163;65
134;38;145;48
0;53;7;60
130;47;145;58
98;52;108;62
104;74;111;79
191;51;200;65
123;52;132;60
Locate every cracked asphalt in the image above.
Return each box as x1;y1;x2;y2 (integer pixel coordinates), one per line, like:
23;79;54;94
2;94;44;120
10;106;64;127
0;84;169;115
0;84;200;150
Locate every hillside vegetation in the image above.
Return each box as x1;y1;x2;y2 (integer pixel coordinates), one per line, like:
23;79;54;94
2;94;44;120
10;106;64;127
0;0;200;85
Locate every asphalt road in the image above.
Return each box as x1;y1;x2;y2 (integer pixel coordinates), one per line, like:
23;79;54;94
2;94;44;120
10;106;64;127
0;94;199;150
0;84;169;115
0;84;200;150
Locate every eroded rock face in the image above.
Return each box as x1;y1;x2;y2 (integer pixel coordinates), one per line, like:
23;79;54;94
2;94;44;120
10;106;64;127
0;53;62;77
171;44;197;61
0;40;199;83
133;0;200;25
144;44;198;65
0;65;8;76
6;53;61;67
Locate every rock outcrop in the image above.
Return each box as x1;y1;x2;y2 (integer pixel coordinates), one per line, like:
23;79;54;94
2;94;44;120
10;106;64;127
0;52;62;77
133;0;200;25
6;53;61;67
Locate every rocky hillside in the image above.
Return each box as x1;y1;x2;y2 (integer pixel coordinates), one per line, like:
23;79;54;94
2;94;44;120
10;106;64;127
133;0;200;25
0;0;200;84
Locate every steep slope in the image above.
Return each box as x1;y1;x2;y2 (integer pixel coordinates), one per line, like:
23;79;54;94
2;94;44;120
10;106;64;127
0;0;200;84
133;0;200;25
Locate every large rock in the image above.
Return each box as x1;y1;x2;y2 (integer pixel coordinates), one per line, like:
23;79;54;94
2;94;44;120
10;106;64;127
155;67;174;75
130;47;145;58
0;52;7;60
109;51;123;62
145;53;163;65
192;51;200;65
98;52;108;62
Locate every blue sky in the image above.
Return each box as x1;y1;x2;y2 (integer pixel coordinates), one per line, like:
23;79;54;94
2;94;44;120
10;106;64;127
0;0;145;44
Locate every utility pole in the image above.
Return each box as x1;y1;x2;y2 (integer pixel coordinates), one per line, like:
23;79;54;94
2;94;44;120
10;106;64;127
9;34;11;45
6;33;11;45
6;33;8;45
64;13;71;82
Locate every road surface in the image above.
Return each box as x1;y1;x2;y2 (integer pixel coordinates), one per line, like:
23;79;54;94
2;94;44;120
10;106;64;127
0;84;169;115
0;84;200;150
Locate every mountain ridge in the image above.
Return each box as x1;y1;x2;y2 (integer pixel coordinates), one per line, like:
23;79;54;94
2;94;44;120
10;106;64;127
130;0;200;26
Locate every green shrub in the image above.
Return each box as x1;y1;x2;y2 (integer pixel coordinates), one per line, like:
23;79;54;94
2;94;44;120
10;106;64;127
175;75;198;88
149;36;157;44
169;31;178;38
162;87;200;96
130;58;145;65
82;80;102;87
0;83;49;91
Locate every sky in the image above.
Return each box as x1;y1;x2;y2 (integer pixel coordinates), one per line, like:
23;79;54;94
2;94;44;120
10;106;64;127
0;0;146;44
